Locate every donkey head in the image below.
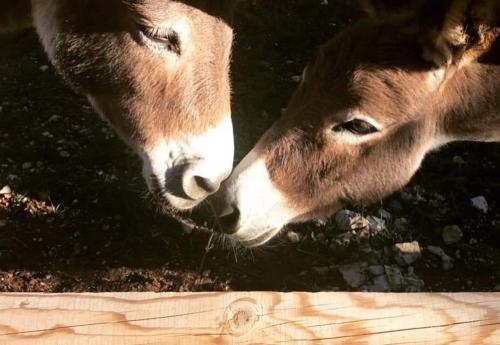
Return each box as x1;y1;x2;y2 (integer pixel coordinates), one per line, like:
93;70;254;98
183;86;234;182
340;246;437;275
32;0;235;211
214;0;500;247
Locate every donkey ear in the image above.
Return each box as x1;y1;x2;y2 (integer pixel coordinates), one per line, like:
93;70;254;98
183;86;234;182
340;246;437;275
420;0;500;67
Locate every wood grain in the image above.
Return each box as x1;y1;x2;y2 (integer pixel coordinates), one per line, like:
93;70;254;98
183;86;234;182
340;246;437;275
0;292;498;344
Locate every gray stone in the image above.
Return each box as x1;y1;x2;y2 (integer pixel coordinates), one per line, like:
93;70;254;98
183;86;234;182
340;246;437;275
339;263;367;288
400;190;413;201
427;245;454;271
385;265;404;291
312;266;330;275
39;65;49;72
441;256;454;271
356;226;371;240
365;275;391;292
368;265;385;276
59;151;70;158
367;216;386;234
442;225;463;245
331;232;354;247
393;218;409;232
335;209;369;233
359;242;372;254
313;232;328;245
404;267;425;292
471;196;488;213
373;275;391;292
427;245;446;257
452;156;465;165
22;162;33;170
0;185;12;195
286;231;302;244
393;241;422;266
0;219;6;227
494;284;500;292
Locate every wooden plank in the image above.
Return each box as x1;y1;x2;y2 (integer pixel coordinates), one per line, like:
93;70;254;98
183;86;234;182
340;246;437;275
0;292;498;344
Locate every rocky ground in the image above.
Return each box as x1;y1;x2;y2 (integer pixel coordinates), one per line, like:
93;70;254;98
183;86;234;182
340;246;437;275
1;0;499;292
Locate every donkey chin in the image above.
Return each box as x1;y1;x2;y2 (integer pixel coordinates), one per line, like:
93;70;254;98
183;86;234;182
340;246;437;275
141;117;234;212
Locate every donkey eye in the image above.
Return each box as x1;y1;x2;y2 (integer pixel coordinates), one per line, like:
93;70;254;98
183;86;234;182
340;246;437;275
140;26;182;55
333;119;378;135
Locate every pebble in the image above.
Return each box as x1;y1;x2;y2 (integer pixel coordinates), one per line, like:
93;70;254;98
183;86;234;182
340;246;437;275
471;196;488;213
47;114;61;123
335;209;369;233
0;220;6;227
494;284;500;292
312;266;330;275
59;151;70;158
373;275;391;292
367;216;385;234
452;156;465;165
385;265;404;291
286;231;301;243
364;275;390;292
39;65;49;72
427;245;454;270
442;225;463;245
393;218;409;232
22;162;33;170
320;0;328;5
400;190;413;201
291;75;301;82
313;232;328;245
405;267;425;292
389;200;403;213
331;232;354;247
393;241;421;266
359;242;372;254
368;265;385;276
0;185;12;195
339;262;367;288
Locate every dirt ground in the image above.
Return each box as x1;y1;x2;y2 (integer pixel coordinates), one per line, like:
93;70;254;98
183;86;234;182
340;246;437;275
1;1;499;293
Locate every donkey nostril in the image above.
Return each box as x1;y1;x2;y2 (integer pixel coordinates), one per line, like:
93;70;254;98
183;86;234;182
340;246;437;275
193;175;220;194
217;205;240;235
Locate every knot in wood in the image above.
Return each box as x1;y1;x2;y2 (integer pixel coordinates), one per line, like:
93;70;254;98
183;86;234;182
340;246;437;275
222;298;260;336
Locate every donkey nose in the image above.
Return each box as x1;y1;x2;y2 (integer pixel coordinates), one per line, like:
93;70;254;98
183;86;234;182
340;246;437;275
216;205;240;234
182;174;222;201
193;175;220;194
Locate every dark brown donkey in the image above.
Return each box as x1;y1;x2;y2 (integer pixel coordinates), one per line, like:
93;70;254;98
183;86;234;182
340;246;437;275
215;0;500;247
2;0;236;211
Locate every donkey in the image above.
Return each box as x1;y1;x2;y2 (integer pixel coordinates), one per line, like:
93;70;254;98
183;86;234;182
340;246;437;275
2;0;236;211
214;0;500;247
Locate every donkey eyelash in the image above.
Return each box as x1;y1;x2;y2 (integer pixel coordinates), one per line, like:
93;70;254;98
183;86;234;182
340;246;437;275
139;25;182;55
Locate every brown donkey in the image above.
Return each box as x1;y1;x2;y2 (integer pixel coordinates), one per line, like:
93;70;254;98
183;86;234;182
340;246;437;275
2;0;236;211
215;0;500;247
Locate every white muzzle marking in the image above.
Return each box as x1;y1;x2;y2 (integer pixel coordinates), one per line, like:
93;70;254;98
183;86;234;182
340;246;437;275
220;150;297;246
143;116;234;210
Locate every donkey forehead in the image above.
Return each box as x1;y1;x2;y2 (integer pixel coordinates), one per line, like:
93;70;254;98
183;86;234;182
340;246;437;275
126;1;232;29
311;36;437;125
